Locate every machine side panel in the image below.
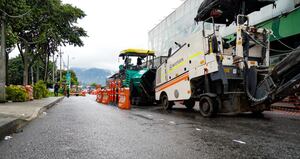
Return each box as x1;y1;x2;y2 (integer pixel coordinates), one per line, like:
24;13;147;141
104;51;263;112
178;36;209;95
155;73;191;101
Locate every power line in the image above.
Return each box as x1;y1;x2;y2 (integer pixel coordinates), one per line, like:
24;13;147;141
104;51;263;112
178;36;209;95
0;8;32;18
0;1;39;19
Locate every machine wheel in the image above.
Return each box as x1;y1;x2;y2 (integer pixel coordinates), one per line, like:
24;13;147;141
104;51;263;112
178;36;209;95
252;110;264;115
199;96;216;117
131;98;136;105
135;98;142;106
161;94;173;110
129;80;137;105
184;99;195;110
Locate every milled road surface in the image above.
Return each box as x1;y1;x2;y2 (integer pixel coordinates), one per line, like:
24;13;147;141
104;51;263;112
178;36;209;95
0;96;299;159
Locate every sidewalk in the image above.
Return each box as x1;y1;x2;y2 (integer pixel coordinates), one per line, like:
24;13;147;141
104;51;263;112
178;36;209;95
0;97;64;140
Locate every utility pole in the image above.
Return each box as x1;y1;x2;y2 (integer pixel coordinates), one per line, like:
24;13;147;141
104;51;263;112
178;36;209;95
68;55;70;89
56;55;58;82
59;48;62;82
52;53;55;84
67;55;70;70
0;16;6;103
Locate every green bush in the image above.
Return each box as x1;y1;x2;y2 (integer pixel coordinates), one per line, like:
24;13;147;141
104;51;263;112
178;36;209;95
6;85;29;102
33;80;49;99
48;91;63;97
59;88;64;94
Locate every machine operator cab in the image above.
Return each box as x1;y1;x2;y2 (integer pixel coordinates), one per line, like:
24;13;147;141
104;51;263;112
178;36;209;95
119;48;155;71
118;48;156;88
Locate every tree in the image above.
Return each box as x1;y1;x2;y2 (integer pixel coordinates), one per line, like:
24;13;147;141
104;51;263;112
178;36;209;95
7;56;23;85
2;0;87;85
0;0;27;85
90;83;98;88
7;55;57;86
58;70;79;86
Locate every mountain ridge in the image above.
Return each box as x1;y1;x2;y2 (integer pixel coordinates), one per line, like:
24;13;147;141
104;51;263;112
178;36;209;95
72;67;114;85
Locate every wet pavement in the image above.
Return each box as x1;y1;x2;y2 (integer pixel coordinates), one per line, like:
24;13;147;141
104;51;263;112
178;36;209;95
0;95;299;159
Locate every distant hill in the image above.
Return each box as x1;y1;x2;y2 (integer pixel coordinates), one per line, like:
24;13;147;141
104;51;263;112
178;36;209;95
72;67;114;86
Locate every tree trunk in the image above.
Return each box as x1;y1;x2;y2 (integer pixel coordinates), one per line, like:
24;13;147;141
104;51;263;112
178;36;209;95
36;63;39;82
30;66;34;85
44;53;49;82
17;43;29;86
22;47;30;86
23;58;29;85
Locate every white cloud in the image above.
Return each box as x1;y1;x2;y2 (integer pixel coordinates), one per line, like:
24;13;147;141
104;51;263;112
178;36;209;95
61;0;184;70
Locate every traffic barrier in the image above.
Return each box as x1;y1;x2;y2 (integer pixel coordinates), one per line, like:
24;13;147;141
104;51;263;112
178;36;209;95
81;91;87;96
101;89;110;104
96;89;103;103
25;85;33;101
115;80;121;105
118;88;131;110
108;81;117;105
107;88;112;104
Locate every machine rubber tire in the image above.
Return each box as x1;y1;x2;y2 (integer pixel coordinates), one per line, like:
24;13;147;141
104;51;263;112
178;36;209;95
252;110;264;115
184;99;195;110
130;80;136;105
199;96;216;117
135;98;142;106
161;94;173;110
131;98;136;105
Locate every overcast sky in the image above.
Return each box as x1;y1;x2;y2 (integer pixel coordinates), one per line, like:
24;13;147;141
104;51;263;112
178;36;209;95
60;0;184;71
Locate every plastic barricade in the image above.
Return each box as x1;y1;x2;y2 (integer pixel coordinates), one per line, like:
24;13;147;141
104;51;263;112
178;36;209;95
108;88;112;104
25;85;33;101
96;89;103;103
118;88;131;110
101;89;110;104
111;88;117;105
81;91;87;96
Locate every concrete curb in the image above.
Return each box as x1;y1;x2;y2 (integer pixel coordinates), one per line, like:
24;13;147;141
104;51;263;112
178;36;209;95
25;97;65;121
0;118;23;140
0;97;64;140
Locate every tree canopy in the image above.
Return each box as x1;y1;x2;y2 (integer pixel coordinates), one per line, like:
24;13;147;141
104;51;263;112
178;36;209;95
1;0;87;85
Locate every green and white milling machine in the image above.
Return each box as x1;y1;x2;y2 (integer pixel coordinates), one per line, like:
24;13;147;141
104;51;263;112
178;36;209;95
117;48;157;105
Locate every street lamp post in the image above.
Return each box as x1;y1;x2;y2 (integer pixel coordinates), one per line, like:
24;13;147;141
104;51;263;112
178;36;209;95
59;49;62;82
66;55;75;90
53;54;55;84
67;55;70;89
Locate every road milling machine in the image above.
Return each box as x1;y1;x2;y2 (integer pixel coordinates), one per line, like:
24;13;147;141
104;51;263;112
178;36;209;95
155;0;300;117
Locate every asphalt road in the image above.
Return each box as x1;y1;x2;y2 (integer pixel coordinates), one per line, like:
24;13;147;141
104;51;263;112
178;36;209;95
0;95;299;159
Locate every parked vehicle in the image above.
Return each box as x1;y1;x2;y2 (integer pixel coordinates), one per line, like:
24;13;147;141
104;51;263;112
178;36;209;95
155;0;300;117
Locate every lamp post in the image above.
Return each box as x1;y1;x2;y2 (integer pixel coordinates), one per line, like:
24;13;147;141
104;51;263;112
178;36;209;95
66;55;75;89
67;55;70;89
59;48;63;83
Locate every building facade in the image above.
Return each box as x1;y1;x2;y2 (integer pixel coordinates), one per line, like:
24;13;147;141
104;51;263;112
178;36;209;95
148;0;300;64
